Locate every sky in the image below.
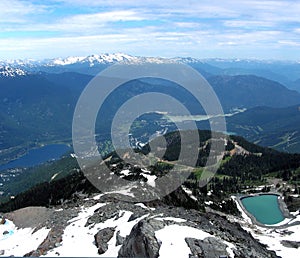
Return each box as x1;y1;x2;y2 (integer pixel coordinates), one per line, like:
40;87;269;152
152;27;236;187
0;0;300;60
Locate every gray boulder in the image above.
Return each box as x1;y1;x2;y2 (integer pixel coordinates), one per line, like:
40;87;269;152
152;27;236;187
281;240;300;248
185;237;229;258
116;230;125;246
94;227;115;254
118;219;165;258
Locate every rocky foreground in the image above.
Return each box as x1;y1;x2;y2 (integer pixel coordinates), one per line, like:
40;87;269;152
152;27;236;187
0;192;279;258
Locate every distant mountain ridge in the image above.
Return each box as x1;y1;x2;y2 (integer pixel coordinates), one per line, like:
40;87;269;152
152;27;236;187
226;105;300;153
208;75;300;110
1;53;299;82
0;53;172;72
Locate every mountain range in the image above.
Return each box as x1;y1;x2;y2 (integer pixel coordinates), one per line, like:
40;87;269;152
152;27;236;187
2;53;300;90
1;53;300;162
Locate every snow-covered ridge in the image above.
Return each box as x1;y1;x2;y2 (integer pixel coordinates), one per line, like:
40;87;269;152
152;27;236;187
3;53;300;72
0;53;177;77
2;53;299;78
49;53;139;66
0;53;192;69
1;53;300;69
48;53;178;66
51;56;86;66
0;66;27;77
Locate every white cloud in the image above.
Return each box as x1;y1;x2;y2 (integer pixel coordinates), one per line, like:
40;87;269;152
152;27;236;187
0;0;300;60
278;40;300;47
0;0;46;23
52;10;146;34
62;10;144;24
0;10;147;35
0;27;285;59
223;20;276;28
218;41;238;46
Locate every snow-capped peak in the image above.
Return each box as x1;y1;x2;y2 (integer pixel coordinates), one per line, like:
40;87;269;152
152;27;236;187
48;53;140;67
0;53;206;72
52;56;86;66
172;56;204;64
45;53;186;67
0;66;27;77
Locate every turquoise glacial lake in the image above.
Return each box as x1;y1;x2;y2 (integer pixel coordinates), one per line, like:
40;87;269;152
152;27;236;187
0;144;70;171
241;194;285;225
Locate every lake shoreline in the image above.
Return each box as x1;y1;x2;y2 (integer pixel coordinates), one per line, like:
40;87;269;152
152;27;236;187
0;144;71;171
235;192;297;228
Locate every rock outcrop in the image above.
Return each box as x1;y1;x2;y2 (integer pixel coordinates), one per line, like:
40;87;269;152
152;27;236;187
118;219;164;258
281;240;300;249
185;237;228;258
94;227;115;254
0;217;6;225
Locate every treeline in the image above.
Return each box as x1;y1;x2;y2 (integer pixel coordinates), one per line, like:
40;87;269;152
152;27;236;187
230;135;276;154
0;171;97;213
218;152;300;180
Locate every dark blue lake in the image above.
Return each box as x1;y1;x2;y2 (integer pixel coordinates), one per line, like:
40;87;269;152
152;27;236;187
0;144;70;171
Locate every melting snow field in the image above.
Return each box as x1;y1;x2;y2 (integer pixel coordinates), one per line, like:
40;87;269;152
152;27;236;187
155;225;212;258
232;196;300;257
0;219;50;257
44;203;148;257
2;193;298;257
155;224;235;258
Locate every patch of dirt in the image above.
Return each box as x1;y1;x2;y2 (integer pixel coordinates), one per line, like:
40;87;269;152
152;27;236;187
6;206;52;228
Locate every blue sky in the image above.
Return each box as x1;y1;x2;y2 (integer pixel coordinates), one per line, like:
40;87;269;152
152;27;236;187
1;0;300;60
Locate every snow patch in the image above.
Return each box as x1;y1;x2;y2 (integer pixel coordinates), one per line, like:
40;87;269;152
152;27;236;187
92;194;105;200
155;225;214;258
134;203;155;210
141;168;157;188
224;241;236;258
44;204;148;257
0;219;50;257
181;186;198;201
105;187;136;197
119;169;130;176
231;196;252;224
